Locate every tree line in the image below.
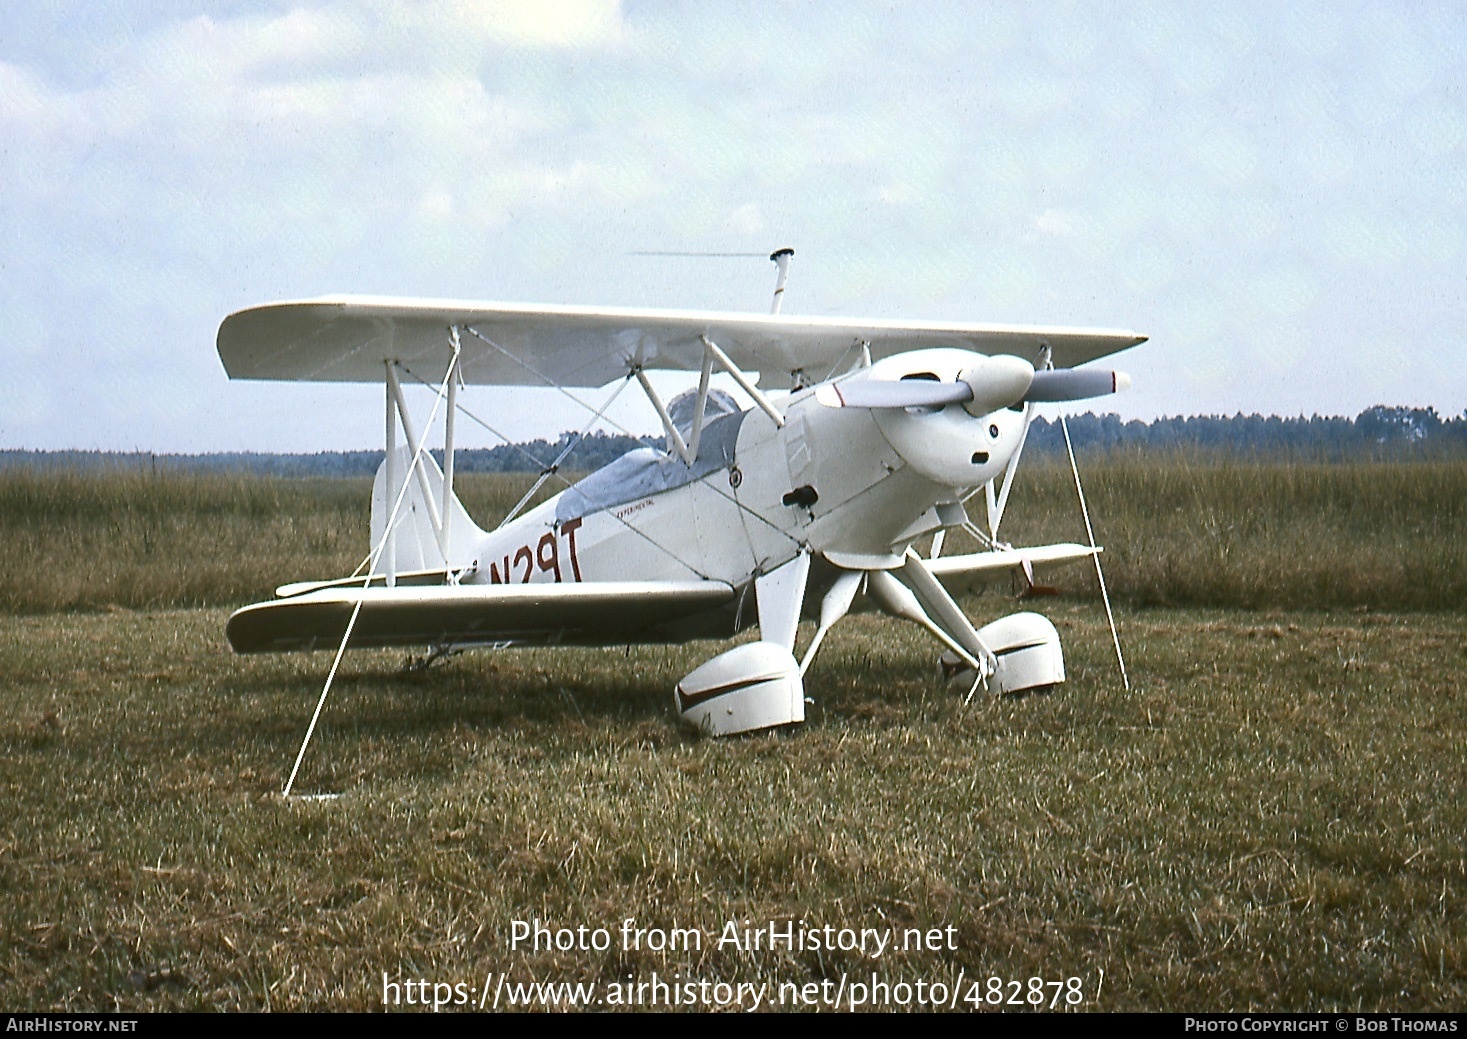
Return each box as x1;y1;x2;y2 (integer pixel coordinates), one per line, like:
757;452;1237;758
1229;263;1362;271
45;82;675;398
1024;405;1467;457
5;405;1464;476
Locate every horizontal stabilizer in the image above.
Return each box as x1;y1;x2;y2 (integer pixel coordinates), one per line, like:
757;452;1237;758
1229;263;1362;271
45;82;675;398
226;580;736;654
275;569;450;599
926;543;1100;596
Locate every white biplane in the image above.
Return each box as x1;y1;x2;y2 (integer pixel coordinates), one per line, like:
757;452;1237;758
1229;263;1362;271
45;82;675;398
219;252;1144;737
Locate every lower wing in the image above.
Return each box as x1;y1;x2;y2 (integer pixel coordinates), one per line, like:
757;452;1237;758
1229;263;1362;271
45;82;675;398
226;580;737;653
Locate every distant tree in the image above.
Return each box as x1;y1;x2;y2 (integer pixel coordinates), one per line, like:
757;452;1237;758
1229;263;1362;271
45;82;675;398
1355;405;1442;444
7;405;1467;477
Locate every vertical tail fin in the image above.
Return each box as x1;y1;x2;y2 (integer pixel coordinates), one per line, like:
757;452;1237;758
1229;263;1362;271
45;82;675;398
370;446;483;576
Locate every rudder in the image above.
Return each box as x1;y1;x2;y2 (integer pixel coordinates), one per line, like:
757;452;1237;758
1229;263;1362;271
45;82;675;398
370;446;482;576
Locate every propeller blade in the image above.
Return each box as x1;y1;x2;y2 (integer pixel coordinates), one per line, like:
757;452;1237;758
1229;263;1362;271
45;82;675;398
817;355;1037;412
1025;368;1130;402
816;379;973;409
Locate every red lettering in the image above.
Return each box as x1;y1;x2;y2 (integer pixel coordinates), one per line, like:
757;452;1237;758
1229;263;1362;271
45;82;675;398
514;545;533;583
489;555;510;585
561;517;583;582
536;532;562;582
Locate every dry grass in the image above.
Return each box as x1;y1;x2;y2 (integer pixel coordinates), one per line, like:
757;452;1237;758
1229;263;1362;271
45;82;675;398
1;603;1463;1011
0;469;547;614
2;459;1464;1011
958;453;1467;611
3;456;1463;615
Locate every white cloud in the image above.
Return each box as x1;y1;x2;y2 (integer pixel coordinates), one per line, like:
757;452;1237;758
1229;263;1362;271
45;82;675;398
725;203;767;236
453;0;625;50
873;182;917;206
1033;208;1078;237
417;189;456;220
3;2;1467;447
0;61;50;122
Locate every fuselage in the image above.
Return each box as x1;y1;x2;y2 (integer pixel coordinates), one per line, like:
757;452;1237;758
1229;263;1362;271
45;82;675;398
461;348;1029;610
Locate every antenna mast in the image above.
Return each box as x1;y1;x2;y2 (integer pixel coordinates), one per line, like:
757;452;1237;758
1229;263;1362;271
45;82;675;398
769;247;795;314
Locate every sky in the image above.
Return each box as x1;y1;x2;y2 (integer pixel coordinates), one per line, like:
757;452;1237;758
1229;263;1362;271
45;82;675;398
2;1;1464;452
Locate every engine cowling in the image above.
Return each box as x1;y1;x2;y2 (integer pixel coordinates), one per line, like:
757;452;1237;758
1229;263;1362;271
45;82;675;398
858;348;1031;490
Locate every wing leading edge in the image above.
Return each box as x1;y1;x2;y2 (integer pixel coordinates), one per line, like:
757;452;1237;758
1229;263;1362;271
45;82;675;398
226;580;737;654
218;296;1147;390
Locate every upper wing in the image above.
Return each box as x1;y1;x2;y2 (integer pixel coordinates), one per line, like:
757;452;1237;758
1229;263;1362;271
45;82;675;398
217;296;1147;390
226;579;736;653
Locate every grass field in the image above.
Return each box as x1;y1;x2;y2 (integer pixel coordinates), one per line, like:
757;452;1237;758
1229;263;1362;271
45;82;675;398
3;456;1464;614
1;461;1464;1011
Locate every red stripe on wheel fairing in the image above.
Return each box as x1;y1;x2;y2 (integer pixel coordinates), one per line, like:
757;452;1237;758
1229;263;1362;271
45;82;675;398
676;675;781;711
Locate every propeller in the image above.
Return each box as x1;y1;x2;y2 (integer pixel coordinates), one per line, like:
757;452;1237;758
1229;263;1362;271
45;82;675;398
820;379;972;410
817;361;1130;411
1024;367;1131;402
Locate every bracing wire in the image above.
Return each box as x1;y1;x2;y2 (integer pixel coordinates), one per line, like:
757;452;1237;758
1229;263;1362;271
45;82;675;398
497;373;635;529
1059;412;1130;691
282;348;459;797
627;251;770;257
397;363;720;580
403;332;806;559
